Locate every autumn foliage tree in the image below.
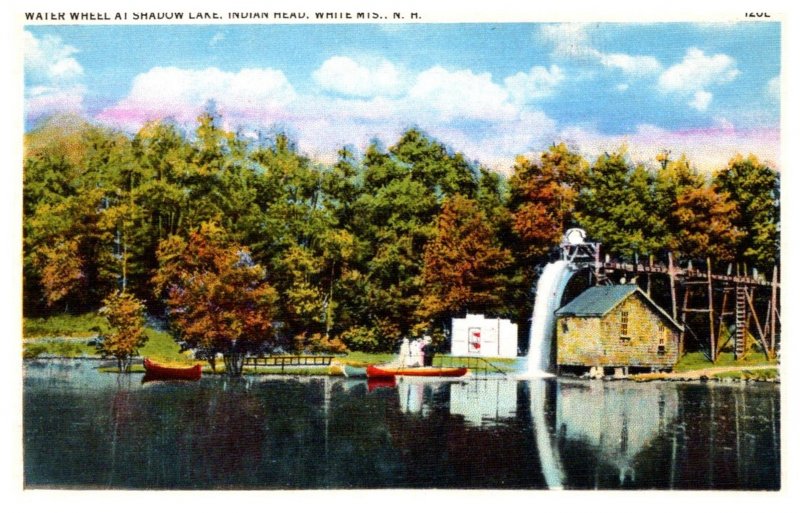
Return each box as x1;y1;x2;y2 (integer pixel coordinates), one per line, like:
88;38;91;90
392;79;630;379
670;185;742;262
418;194;512;330
508;143;587;265
99;290;148;372
153;222;278;376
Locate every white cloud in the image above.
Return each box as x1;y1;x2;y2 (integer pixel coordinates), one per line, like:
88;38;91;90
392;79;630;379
615;83;629;92
767;75;780;102
98;67;296;128
407;66;515;122
658;47;739;94
657;48;739;111
25;31;84;83
504;65;564;103
24;31;86;119
539;23;601;61
689;90;713;111
312;56;405;98
600;53;661;76
538;24;661;81
26;85;87;120
95;61;561;171
210;32;225;47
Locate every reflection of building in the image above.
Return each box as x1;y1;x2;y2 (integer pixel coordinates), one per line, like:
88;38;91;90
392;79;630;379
556;285;682;374
555;381;678;484
451;314;518;357
449;379;517;427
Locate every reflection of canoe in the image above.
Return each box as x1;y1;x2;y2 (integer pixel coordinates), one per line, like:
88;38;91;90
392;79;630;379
367;376;396;391
342;365;368;378
366;365;468;378
143;358;202;380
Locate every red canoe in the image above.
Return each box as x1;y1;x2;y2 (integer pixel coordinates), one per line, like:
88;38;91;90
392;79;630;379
366;365;468;378
143;358;202;380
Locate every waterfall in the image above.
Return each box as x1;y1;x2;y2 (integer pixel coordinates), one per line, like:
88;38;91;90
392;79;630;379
525;260;575;375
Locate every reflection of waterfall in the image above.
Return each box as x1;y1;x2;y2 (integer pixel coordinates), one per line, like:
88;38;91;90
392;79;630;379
530;379;564;489
526;260;575;375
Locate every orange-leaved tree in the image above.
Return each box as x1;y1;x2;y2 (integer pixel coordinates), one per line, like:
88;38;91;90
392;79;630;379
153;222;278;376
99;290;148;372
509;144;587;261
418;194;512;331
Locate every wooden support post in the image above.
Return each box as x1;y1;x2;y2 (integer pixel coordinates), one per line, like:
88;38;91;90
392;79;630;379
745;289;770;358
717;289;730;358
679;288;690;357
668;252;678;320
770;266;778;359
707;258;716;362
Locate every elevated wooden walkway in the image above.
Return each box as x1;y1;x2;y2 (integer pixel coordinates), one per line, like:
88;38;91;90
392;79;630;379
244;355;333;371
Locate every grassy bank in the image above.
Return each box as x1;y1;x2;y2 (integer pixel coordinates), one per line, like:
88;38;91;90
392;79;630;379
631;350;779;382
25;314;773;381
23;313;192;363
673;349;774;372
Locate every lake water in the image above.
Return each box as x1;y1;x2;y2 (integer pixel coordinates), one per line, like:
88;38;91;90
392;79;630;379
23;360;780;490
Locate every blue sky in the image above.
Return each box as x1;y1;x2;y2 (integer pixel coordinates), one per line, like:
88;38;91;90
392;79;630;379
24;21;781;172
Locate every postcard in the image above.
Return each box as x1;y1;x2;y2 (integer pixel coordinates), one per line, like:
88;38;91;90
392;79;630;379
7;0;795;507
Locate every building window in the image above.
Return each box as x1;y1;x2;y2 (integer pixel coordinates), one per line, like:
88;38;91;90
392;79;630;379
657;326;668;355
620;310;629;337
561;320;568;334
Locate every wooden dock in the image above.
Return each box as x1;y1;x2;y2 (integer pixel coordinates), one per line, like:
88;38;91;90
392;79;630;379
243;355;334;371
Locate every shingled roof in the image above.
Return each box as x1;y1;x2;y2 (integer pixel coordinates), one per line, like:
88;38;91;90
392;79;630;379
555;284;683;330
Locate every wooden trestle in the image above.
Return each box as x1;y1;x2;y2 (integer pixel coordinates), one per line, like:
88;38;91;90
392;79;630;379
565;240;780;363
599;257;780;362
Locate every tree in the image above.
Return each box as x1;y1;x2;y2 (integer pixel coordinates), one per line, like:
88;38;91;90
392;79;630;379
418;194;512;328
35;239;85;310
508;143;587;259
153;222;278;376
713;154;780;271
99;290;148;372
574;148;666;258
671;185;742;262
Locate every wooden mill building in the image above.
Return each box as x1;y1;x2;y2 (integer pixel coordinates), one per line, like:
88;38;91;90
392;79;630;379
555;284;683;376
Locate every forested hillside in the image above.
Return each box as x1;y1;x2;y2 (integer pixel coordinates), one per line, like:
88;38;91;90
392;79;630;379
23;112;779;353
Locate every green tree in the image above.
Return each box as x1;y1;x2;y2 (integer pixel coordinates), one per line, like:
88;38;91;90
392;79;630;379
713;154;780;271
575;148;665;258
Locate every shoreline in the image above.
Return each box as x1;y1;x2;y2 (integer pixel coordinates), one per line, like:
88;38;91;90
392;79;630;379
22;355;780;383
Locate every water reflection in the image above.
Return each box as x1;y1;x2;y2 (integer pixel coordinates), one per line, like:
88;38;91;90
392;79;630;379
552;381;678;487
449;378;517;426
24;361;779;490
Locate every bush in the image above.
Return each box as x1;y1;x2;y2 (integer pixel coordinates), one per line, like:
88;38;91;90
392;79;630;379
293;332;348;354
340;326;379;352
23;344;47;359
